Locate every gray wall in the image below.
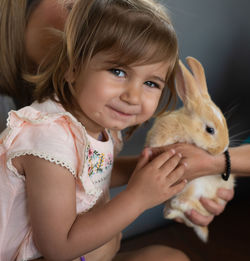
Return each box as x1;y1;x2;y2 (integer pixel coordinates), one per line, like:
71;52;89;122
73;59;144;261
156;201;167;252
119;0;250;238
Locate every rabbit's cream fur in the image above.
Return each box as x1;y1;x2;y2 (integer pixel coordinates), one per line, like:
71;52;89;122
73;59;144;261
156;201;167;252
146;57;234;242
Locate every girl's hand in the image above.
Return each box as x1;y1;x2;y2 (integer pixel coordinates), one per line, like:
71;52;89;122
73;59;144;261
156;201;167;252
176;187;234;226
126;148;187;212
149;144;234;226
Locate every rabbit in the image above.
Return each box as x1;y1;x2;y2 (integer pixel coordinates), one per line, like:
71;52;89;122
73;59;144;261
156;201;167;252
145;56;234;243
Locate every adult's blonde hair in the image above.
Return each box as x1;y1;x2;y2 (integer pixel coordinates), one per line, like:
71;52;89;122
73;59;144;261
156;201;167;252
34;0;179;124
0;0;41;107
0;0;72;107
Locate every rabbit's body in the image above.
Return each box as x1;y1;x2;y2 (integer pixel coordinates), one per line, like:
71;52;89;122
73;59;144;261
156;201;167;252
146;57;234;242
164;174;234;242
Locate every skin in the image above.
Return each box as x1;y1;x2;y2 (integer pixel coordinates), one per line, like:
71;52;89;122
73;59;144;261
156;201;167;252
23;1;191;260
73;53;167;138
25;0;69;67
157;143;237;225
24;0;233;224
16;0;237;259
13;55;189;260
111;144;235;225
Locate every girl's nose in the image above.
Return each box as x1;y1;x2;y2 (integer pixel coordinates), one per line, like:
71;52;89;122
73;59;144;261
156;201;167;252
120;83;142;105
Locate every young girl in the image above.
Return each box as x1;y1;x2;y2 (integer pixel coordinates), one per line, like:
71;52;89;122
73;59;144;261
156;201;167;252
0;0;234;228
0;0;190;260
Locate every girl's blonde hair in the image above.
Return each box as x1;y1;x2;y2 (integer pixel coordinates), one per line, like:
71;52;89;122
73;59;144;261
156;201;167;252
34;0;179;123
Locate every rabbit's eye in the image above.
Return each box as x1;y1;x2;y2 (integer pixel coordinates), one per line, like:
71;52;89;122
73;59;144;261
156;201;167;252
206;126;215;135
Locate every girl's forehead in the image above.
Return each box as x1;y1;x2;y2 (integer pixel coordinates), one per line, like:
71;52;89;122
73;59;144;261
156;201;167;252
89;52;170;77
91;50;171;68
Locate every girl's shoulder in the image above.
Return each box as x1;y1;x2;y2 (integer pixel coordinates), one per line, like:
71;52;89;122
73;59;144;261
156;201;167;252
0;99;88;179
6;99;87;137
5;99;88;143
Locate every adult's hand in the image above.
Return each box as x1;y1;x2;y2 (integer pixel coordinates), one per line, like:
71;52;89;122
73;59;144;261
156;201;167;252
149;143;223;181
176;188;234;226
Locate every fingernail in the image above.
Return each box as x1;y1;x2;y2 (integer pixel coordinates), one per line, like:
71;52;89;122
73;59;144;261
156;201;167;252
178;153;182;158
148;149;152;156
171;149;176;154
183;162;188;167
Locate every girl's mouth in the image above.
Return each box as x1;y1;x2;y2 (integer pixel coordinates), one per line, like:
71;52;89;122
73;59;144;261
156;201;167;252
106;105;135;118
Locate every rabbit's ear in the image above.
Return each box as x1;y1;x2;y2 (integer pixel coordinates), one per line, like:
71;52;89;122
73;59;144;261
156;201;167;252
175;60;199;107
185;57;210;99
175;60;187;103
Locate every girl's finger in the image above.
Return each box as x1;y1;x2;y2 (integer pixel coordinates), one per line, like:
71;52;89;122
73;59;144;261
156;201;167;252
149;149;177;169
166;164;186;186
167;179;187;198
149;146;166;161
134;148;151;172
160;153;183;175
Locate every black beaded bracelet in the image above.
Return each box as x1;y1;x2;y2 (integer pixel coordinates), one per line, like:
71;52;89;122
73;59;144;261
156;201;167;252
221;150;231;181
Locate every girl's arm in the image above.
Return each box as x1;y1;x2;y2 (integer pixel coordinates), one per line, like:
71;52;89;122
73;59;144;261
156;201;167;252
21;148;186;261
110;156;138;187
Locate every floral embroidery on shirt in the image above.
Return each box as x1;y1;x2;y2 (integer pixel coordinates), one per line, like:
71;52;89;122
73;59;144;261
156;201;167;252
86;145;113;177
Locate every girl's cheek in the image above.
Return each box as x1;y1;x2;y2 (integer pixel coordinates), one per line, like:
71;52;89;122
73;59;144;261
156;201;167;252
149;94;161;111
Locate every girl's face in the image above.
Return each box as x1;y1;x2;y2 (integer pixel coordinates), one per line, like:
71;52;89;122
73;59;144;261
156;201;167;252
74;52;169;139
25;0;70;66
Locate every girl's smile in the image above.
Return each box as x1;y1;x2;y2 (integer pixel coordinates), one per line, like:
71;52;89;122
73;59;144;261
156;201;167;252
73;52;169;139
106;105;135;118
1;1;189;260
105;99;142;118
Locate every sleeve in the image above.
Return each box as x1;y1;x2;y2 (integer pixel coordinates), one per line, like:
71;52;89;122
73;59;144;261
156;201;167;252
4;108;83;179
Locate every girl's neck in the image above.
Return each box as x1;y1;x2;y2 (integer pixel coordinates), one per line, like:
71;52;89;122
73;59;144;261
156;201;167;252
97;132;105;141
87;130;108;142
75;111;107;141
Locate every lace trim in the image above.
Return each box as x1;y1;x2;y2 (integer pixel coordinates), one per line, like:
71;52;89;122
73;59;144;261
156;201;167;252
7;150;77;180
5;105;102;200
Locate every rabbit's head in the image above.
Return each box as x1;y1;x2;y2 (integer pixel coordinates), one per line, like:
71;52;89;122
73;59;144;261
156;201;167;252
175;57;229;155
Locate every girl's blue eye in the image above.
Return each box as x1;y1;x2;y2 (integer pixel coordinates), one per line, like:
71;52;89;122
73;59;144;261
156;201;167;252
109;68;126;78
145;81;160;89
